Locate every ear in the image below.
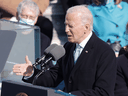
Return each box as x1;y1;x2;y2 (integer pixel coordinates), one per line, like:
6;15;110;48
84;24;90;32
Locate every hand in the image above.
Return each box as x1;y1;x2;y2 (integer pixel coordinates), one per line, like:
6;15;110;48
115;0;122;5
13;55;33;76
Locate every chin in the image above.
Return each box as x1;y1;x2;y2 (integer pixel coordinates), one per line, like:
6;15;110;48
68;38;72;42
68;39;74;43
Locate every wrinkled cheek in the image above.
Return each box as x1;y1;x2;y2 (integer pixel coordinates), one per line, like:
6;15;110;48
68;37;75;43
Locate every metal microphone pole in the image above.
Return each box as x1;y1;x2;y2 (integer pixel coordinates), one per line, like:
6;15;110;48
32;57;52;85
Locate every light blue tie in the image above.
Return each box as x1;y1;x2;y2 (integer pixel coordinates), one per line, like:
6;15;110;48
74;44;81;64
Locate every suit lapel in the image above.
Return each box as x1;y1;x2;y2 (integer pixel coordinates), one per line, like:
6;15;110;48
66;44;75;77
70;32;96;76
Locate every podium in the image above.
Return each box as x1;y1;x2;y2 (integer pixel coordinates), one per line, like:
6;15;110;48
0;19;41;82
1;80;76;96
0;30;17;74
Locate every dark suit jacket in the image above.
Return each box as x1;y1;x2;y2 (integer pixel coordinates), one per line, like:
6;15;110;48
40;33;50;56
114;53;128;96
23;33;116;96
35;16;53;42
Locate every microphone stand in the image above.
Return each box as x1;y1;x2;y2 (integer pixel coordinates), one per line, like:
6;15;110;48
41;57;52;68
32;57;53;85
32;55;46;69
32;68;46;85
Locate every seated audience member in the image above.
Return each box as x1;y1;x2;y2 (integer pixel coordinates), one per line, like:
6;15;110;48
119;45;128;56
88;0;128;52
118;23;128;56
107;41;122;57
15;0;51;56
114;52;128;96
0;0;53;42
13;5;116;96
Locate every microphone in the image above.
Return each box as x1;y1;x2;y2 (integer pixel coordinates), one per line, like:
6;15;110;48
32;45;65;85
41;45;65;67
33;44;58;67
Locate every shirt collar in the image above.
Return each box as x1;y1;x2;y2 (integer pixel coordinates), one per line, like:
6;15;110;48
105;0;116;12
76;31;93;49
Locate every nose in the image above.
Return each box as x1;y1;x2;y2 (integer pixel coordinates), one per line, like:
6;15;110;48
65;25;69;33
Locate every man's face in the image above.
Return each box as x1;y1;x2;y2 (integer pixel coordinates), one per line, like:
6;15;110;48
19;7;38;25
65;12;87;44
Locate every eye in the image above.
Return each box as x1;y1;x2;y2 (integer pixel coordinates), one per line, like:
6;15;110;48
21;14;27;19
29;16;36;20
69;24;73;28
64;22;73;28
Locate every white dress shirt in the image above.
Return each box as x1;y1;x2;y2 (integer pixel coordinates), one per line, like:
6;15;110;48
74;31;92;63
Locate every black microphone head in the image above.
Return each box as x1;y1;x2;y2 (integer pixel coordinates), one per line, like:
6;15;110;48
49;45;65;61
44;44;58;55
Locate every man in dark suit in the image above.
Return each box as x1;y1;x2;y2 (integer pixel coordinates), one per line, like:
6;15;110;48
13;5;116;96
114;52;128;96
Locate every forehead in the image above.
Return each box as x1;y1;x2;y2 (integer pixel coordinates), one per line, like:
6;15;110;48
65;12;82;25
21;7;36;15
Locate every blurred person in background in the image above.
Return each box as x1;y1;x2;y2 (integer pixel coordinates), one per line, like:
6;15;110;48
14;0;51;56
118;24;128;56
114;51;128;96
119;45;128;56
0;0;53;43
88;0;128;57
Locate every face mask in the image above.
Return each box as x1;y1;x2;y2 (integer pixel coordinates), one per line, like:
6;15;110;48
19;18;35;26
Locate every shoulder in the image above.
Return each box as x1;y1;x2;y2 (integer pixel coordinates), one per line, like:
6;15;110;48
40;33;50;52
40;33;50;41
63;42;75;54
92;32;113;50
36;16;53;28
38;16;52;24
117;54;126;62
117;53;128;66
91;33;116;59
64;42;74;49
116;54;128;75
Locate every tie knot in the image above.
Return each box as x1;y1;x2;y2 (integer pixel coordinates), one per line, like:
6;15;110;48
74;44;82;64
76;44;81;49
75;44;82;54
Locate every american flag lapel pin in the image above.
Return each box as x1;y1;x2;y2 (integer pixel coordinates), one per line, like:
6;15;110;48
85;50;88;53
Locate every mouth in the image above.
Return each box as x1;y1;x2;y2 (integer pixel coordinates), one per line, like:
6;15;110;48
67;35;72;38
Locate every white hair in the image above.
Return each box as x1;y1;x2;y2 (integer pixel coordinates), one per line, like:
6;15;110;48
17;0;39;17
66;5;93;31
